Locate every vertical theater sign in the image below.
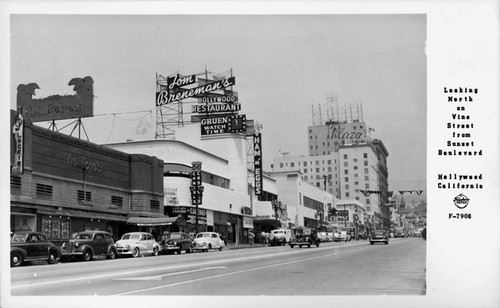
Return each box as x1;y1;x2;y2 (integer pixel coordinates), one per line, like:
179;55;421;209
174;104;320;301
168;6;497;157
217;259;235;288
12;108;24;175
254;132;263;195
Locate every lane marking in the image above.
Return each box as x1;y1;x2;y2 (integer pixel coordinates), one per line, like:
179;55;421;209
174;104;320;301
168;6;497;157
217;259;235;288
115;246;368;295
113;267;227;281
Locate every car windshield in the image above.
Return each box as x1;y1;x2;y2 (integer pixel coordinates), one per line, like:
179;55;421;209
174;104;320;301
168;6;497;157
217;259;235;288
373;230;386;235
11;234;27;243
75;233;92;240
121;233;141;240
163;233;181;239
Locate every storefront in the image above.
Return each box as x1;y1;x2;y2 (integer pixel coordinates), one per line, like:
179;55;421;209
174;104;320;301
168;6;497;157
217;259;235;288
126;216;186;240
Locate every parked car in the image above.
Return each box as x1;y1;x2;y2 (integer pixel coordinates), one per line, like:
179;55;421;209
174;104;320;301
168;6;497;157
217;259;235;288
11;231;62;267
61;230;117;261
369;229;390;245
193;232;225;252
115;232;160;257
333;230;351;242
289;227;320;248
268;228;292;246
158;232;194;254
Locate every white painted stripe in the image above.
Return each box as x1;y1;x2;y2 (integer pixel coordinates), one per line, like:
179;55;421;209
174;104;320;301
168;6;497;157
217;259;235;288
113;267;227;281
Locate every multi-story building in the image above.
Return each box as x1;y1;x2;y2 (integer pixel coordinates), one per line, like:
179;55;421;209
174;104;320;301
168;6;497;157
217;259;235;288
272;119;390;230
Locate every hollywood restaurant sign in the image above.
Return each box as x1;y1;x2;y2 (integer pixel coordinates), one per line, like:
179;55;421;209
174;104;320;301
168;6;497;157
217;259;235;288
156;76;236;106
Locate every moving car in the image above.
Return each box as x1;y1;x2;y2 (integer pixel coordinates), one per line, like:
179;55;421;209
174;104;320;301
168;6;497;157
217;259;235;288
115;232;160;257
369;229;390;245
333;230;351;242
158;232;193;254
193;232;225;252
394;227;405;238
289;227;320;248
61;230;117;261
268;228;292;246
11;231;62;267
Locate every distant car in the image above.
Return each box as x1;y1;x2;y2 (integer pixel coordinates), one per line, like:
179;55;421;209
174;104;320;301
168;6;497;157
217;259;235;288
61;230;117;261
333;231;351;242
11;231;62;267
289;227;320;248
369;230;390;245
115;232;160;257
394;229;405;238
268;229;292;246
158;232;193;254
193;232;225;252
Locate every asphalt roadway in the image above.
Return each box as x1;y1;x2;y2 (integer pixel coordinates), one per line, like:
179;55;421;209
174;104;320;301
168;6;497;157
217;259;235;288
9;237;425;302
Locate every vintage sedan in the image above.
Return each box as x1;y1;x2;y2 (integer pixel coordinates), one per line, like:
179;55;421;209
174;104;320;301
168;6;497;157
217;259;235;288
11;231;62;267
193;232;225;252
158;232;193;254
370;229;390;245
289;227;320;248
61;230;117;261
115;232;160;257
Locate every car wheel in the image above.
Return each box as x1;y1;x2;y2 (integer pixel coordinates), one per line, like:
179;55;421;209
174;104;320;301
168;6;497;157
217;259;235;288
219;246;223;251
176;248;182;254
307;244;311;248
82;250;93;261
132;247;140;258
299;245;302;248
11;252;23;267
47;251;58;264
186;246;192;253
316;243;320;247
108;248;117;259
208;243;212;250
385;241;389;245
290;245;294;248
370;241;374;245
153;247;159;256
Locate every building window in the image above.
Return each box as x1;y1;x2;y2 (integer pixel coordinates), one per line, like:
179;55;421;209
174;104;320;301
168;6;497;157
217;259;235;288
346;192;350;198
365;183;370;189
304;162;308;166
364;168;369;174
365;176;369;181
344;162;348;167
150;200;160;213
364;161;368;166
344;154;348;159
291;162;295;167
353;158;358;162
328;160;332;164
354;181;359;185
280;163;284;168
355;196;360;200
303;169;308;173
345;184;349;189
36;183;53;196
344;177;349;182
328;167;332;172
344;169;348;174
364;153;368;158
354;173;359;178
111;196;123;208
366;199;371;204
77;190;91;202
354;166;358;170
367;206;371;212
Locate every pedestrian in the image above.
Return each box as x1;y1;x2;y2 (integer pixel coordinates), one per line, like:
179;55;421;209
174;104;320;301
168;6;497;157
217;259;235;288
248;231;255;245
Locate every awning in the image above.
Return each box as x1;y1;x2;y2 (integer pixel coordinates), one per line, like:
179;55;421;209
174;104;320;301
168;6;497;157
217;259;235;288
127;216;186;227
253;218;282;228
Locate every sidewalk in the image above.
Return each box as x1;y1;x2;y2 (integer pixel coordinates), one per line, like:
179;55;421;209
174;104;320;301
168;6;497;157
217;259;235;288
226;243;268;250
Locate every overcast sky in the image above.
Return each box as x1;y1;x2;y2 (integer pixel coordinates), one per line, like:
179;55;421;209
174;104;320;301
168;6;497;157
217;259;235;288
9;14;426;192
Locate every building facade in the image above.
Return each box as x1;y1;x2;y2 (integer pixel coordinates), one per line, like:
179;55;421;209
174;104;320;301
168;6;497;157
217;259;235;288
10;110;165;245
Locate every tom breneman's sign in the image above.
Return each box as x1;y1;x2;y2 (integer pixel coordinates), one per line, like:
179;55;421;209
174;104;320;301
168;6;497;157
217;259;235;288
201;115;246;135
254;132;263;195
156;76;236;106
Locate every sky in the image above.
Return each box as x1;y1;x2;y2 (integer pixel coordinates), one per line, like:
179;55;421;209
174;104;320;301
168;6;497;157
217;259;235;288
9;13;426;192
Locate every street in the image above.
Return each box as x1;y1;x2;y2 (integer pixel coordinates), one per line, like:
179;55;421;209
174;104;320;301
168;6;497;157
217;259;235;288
11;237;425;296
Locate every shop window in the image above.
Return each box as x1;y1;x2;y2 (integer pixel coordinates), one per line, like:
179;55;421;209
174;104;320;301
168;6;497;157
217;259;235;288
111;196;123;208
36;183;53;198
41;216;70;240
11;176;21;188
150;200;160;213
